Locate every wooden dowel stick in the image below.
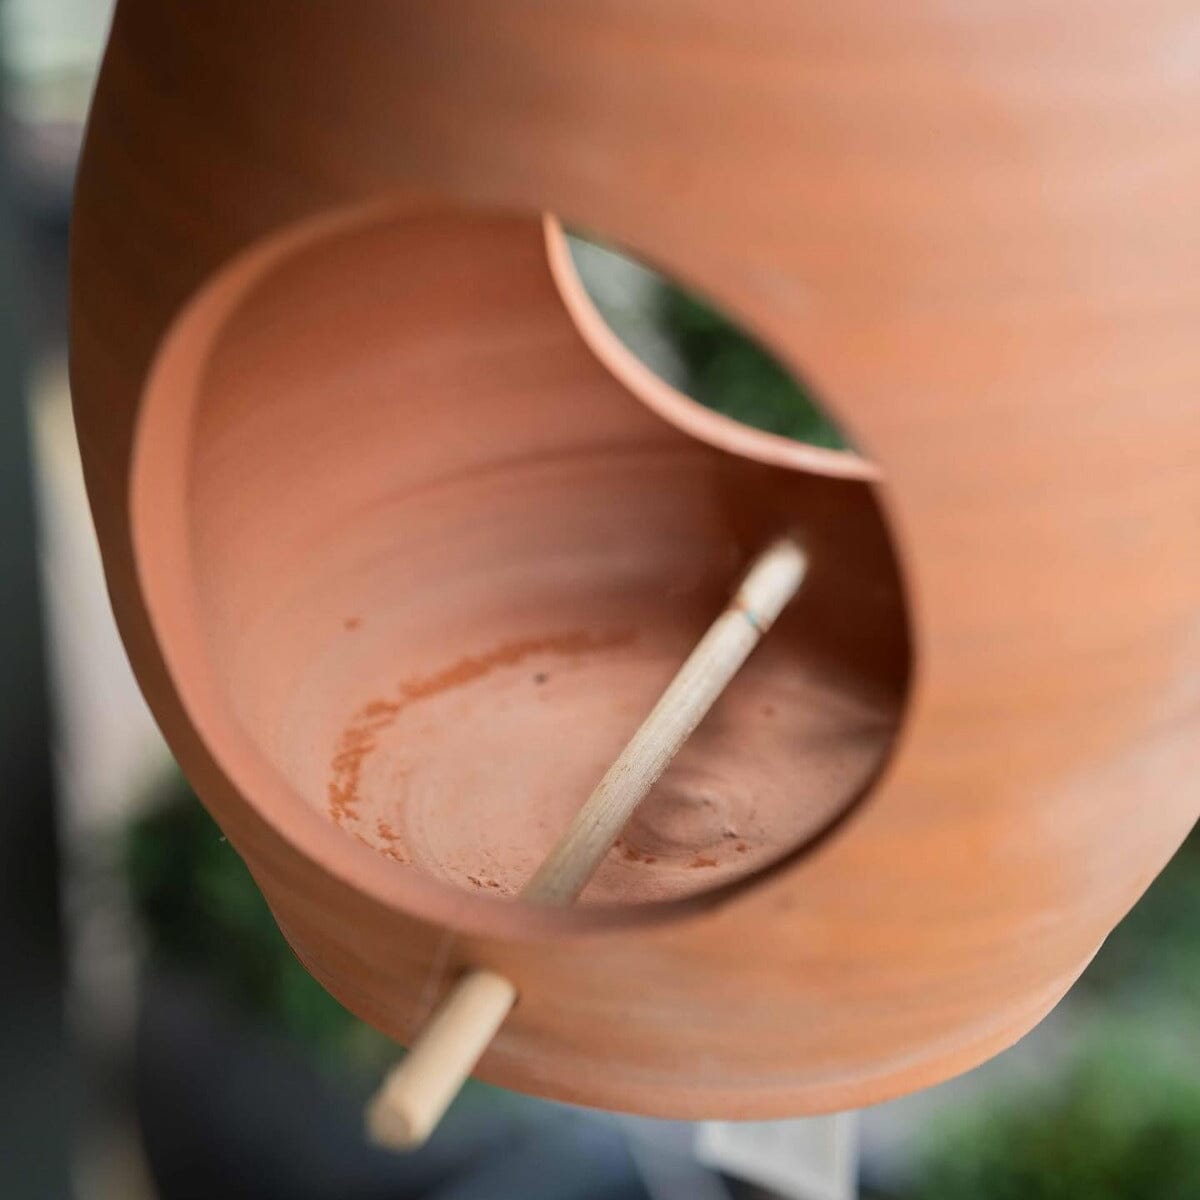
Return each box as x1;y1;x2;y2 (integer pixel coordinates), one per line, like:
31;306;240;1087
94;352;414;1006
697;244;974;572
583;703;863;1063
365;968;517;1147
366;535;807;1150
523;536;808;904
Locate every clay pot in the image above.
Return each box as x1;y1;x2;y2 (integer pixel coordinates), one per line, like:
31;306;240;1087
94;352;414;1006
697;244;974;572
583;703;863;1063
70;2;1200;1118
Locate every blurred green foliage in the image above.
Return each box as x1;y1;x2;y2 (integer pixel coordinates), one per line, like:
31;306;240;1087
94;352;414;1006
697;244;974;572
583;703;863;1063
659;284;849;449
916;1027;1200;1200
1075;833;1200;1009
911;830;1200;1199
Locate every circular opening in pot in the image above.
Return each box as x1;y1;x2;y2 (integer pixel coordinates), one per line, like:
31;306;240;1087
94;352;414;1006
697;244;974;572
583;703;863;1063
543;217;878;483
133;203;910;932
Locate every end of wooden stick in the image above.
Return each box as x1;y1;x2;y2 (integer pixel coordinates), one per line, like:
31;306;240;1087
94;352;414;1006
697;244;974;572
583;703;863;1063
364;1088;424;1151
734;535;807;633
364;968;517;1152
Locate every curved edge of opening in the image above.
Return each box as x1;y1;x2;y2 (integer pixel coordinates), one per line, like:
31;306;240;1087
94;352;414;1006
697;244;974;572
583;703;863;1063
542;214;881;484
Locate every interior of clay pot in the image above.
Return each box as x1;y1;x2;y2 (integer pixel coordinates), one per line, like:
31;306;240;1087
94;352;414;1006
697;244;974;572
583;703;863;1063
135;205;911;911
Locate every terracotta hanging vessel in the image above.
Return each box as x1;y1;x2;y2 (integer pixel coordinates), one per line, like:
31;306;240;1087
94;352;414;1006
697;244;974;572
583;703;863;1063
71;1;1200;1119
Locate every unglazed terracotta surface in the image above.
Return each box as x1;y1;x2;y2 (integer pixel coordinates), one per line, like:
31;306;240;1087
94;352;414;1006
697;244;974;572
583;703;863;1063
71;1;1200;1118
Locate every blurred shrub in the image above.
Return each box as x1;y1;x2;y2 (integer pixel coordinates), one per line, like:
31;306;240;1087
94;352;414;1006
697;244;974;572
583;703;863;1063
568;230;849;449
659;283;849;449
915;1025;1200;1200
912;830;1200;1200
123;259;1199;1193
1076;833;1200;1009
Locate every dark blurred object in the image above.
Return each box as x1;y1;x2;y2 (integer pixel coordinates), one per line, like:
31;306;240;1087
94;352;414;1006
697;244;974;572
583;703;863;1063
137;972;652;1200
0;80;76;1200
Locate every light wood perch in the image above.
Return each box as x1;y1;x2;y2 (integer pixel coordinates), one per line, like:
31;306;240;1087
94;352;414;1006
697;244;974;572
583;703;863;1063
365;535;808;1149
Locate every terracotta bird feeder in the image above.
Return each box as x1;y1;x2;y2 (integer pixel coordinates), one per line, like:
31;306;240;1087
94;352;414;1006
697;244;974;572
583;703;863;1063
71;0;1200;1148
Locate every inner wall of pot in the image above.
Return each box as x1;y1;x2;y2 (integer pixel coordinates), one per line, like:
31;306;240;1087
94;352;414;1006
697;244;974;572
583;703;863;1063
180;207;911;907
